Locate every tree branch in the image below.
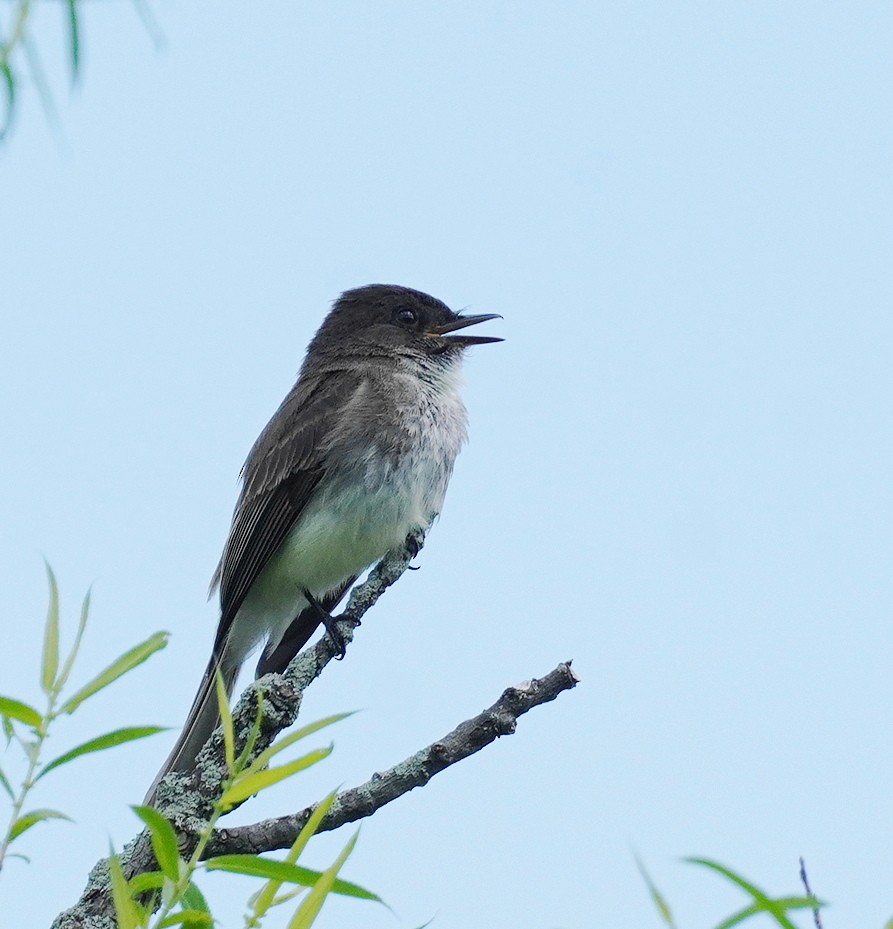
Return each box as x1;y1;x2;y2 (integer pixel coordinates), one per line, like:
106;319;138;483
51;534;578;928
148;531;428;832
207;660;579;857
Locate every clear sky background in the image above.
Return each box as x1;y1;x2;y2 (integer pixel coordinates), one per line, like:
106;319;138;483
2;2;892;927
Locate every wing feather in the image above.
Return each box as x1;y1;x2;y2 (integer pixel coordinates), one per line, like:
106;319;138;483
211;369;363;652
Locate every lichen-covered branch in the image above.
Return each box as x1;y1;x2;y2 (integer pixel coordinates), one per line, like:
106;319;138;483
50;534;579;928
148;531;428;832
206;661;579;857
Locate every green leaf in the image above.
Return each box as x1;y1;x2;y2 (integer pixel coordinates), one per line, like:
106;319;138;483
686;857;767;899
156;911;213;928
181;881;211;914
252;885;303;910
132;805;181;880
56;587;91;691
214;668;234;773
635;855;676;928
0;695;41;729
41;562;60;694
686;858;802;929
250;791;338;919
59;631;168;714
221;746;332;807
109;850;143;929
0;61;14;142
287;831;359;929
9;808;72;841
127;870;166;895
37;726;165;780
206;855;379;901
0;766;14;800
283;792;337;863
712;895;828;929
65;0;80;79
244;713;354;776
129;0;166;51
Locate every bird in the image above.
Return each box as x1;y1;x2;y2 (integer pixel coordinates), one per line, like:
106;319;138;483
145;284;501;803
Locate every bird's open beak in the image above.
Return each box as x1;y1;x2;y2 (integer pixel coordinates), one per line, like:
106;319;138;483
426;314;504;346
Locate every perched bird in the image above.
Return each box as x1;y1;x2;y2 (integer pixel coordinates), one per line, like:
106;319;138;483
146;284;501;802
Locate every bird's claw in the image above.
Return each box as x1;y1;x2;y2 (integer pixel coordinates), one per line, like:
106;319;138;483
304;588;350;659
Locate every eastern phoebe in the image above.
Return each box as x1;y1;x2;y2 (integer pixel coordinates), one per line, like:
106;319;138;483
146;284;501;802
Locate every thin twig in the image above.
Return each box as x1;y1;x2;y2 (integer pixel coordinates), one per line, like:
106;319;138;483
799;856;823;929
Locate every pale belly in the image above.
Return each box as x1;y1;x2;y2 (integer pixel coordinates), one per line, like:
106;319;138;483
225;448;453;665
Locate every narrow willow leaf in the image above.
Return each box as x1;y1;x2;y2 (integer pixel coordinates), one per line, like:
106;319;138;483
685;857;775;903
127;870;166;895
41;562;60;694
129;0;166;50
59;631;168;714
132;805;181;880
37;726;164;780
181;881;211;914
686;858;799;929
244;713;354;776
221;746;332;807
634;855;676;929
250;791;338;919
286;831;359;929
57;587;91;691
9;808;72;840
0;695;42;729
283;792;337;863
214;669;234;772
0;62;14;141
206;855;379;901
65;0;79;78
772;895;827;910
109;850;143;929
0;766;14;799
156;910;213;928
711;902;760;929
266;887;303;907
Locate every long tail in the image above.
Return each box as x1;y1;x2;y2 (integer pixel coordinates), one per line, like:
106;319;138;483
145;579;356;806
144;652;239;805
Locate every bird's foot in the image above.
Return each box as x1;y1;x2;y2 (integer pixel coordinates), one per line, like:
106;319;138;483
303;588;356;660
405;527;426;560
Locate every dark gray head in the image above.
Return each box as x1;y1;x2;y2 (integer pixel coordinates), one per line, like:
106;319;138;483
307;284;502;361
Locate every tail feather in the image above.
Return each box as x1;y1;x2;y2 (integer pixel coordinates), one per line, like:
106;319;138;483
145;578;357;806
144;654;238;805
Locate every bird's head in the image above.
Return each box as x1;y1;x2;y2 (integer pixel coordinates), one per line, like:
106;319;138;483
308;284;503;361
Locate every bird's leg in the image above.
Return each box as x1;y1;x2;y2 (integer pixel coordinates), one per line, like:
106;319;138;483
302;588;352;660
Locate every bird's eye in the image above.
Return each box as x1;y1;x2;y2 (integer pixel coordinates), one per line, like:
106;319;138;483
396;309;418;325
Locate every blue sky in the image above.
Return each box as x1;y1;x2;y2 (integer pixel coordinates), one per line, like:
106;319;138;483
2;2;892;927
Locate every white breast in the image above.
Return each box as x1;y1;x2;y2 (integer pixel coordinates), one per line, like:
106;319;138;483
230;357;468;661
